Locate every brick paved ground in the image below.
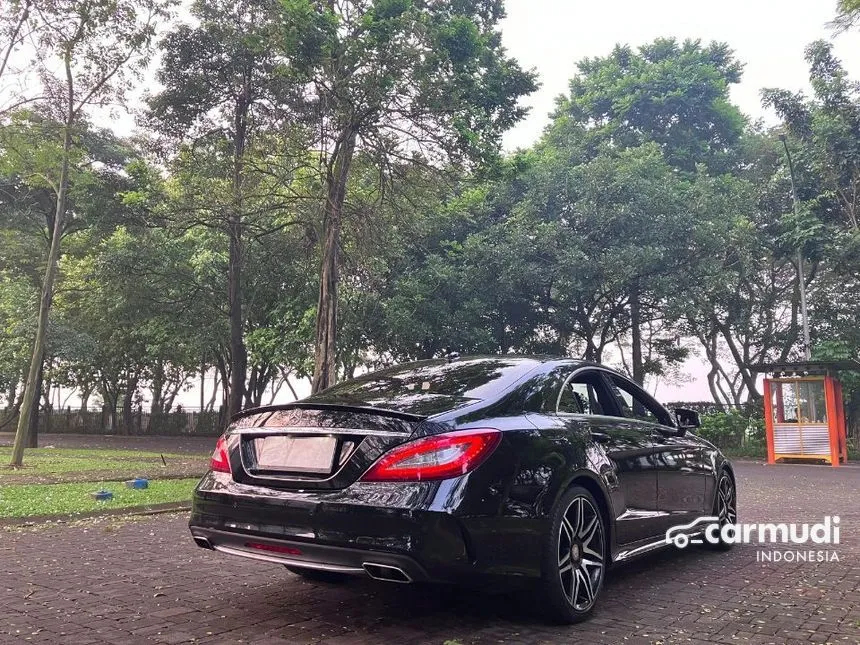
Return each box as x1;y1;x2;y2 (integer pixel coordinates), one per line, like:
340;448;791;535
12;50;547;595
2;461;859;645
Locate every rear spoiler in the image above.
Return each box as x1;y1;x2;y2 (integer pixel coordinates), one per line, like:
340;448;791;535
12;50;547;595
230;401;428;424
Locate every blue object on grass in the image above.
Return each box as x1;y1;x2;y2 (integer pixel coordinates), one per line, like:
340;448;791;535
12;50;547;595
125;478;149;489
91;490;114;501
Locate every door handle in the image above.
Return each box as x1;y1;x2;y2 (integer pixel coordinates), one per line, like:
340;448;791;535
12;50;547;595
590;431;611;443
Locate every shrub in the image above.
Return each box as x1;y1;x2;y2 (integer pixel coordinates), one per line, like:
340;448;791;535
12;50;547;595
697;411;754;449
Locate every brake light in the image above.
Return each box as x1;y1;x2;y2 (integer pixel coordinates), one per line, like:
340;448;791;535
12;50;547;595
245;542;302;556
210;435;231;473
360;429;501;482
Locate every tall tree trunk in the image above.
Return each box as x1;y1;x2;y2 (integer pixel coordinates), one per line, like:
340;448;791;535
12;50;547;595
79;385;91;412
5;380;16;410
245;365;258;409
312;129;357;393
121;377;138;435
10;51;74;467
207;369;220;412
716;321;760;400
226;92;249;421
150;359;163;414
227;214;246;418
630;282;644;385
27;356;43;449
282;373;299;401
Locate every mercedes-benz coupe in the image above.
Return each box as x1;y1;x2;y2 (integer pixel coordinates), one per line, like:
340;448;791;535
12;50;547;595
190;356;737;623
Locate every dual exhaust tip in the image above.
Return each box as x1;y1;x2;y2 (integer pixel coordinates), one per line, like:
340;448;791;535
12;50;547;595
362;562;412;583
193;536;214;550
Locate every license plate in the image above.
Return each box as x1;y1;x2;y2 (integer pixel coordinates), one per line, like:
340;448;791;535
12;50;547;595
253;436;337;474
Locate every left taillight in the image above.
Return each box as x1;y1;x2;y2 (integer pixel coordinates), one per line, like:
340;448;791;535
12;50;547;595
210;435;231;473
360;428;501;482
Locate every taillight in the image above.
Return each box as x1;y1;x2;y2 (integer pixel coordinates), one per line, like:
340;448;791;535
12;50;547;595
360;428;501;482
210;435;231;473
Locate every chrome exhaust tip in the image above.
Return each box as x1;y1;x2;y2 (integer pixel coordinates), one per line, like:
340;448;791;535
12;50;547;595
362;562;412;583
193;535;214;550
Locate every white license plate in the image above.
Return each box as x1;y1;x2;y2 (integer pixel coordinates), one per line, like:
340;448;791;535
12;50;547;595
253;436;337;474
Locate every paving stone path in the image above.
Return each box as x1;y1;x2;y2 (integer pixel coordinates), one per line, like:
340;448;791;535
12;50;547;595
2;461;859;644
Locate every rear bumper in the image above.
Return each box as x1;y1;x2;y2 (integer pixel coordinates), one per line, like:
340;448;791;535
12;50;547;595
190;527;429;582
189;472;476;583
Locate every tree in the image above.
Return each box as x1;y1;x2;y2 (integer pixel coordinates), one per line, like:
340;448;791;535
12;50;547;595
0;113;138;432
831;0;860;32
762;40;860;428
545;38;746;383
277;0;537;392
148;0;310;419
6;0;171;467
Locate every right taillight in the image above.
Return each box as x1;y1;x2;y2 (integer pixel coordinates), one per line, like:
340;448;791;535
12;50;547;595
360;428;501;482
210;435;231;473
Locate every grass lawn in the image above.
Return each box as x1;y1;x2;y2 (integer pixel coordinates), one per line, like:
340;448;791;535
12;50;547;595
0;478;200;519
0;447;208;484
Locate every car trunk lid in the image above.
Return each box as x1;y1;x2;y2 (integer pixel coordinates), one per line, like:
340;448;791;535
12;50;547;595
227;403;428;490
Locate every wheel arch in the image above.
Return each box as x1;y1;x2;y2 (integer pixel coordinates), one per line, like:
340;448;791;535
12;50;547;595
718;459;737;500
721;460;736;482
561;471;614;557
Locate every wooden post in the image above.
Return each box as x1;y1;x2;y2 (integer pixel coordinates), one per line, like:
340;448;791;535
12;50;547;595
834;379;848;464
763;377;776;464
824;375;840;467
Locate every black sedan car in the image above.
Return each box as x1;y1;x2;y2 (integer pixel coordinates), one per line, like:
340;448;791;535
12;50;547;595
190;356;737;623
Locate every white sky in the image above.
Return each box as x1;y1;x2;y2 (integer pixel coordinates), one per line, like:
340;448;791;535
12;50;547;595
41;0;859;407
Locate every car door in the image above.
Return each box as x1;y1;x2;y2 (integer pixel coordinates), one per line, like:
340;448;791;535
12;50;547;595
604;375;708;532
556;369;665;545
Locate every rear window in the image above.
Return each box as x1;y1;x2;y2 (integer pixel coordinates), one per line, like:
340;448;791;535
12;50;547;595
320;358;540;404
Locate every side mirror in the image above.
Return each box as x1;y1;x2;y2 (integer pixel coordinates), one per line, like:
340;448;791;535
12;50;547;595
674;408;701;435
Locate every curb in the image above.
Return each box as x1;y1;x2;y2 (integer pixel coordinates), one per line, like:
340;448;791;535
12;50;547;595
0;501;191;527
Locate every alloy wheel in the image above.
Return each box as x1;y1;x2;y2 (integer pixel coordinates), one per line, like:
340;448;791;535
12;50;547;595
557;495;605;611
717;474;737;526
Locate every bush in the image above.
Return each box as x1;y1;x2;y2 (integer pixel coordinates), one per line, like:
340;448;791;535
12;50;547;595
697;410;761;450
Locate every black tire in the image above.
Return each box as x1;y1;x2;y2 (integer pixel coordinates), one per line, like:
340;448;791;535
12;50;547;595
284;565;350;583
539;485;607;624
706;470;737;551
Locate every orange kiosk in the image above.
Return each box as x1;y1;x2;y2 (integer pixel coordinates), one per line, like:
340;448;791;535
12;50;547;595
760;361;857;467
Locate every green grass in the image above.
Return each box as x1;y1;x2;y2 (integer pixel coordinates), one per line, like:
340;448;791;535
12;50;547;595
0;478;199;518
0;447;208;485
0;448;194;474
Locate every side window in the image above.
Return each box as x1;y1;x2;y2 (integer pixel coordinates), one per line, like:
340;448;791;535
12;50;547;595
608;376;672;426
557;371;614;416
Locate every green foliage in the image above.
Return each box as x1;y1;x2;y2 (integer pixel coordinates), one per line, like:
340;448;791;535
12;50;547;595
0;274;35;398
832;0;860;32
697;411;764;450
3;8;860;446
552;38;745;172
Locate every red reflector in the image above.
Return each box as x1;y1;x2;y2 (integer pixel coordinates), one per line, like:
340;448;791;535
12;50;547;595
210;435;231;473
360;428;501;482
245;542;303;556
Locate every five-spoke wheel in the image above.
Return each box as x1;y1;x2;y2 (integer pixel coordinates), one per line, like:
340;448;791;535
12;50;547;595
717;473;737;525
707;470;737;550
541;486;606;623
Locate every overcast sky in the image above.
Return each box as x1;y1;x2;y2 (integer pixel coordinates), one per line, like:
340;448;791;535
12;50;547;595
498;0;860;151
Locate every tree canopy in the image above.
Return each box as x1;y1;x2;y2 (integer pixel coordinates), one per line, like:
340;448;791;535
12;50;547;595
1;0;860;464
